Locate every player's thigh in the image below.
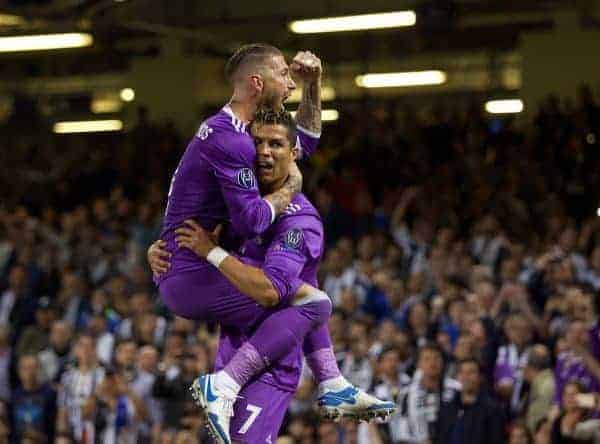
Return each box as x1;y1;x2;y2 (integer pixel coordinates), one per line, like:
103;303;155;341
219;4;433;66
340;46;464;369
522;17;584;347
230;380;292;444
159;271;266;327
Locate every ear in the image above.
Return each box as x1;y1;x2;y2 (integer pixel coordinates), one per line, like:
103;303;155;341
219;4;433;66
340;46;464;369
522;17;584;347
250;74;264;94
291;146;300;161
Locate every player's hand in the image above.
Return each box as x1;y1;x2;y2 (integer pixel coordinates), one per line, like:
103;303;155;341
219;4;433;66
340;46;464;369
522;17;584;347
290;50;322;83
147;240;171;276
175;219;215;258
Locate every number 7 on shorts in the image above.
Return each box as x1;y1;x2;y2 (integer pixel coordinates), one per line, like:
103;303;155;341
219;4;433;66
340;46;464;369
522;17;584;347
238;404;262;434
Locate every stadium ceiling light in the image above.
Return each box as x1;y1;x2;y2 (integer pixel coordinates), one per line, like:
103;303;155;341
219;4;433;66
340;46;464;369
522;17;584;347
355;70;447;88
289;11;416;34
485;99;524;114
0;14;25;26
53;119;123;134
120;88;135;102
91;98;122;114
291;109;339;122
287;86;335;103
0;32;93;53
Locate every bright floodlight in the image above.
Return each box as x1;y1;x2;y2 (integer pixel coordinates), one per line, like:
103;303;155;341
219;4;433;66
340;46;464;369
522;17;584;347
356;71;447;88
120;88;135;102
597;207;600;217
291;109;339;122
53;119;123;134
0;33;93;53
287;86;335;103
0;14;25;26
485;99;524;114
289;11;416;34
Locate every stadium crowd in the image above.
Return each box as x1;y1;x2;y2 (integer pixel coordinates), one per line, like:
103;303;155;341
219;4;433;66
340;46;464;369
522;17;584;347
1;86;600;443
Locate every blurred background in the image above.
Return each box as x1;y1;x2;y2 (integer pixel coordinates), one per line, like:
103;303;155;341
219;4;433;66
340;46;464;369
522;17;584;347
1;1;600;443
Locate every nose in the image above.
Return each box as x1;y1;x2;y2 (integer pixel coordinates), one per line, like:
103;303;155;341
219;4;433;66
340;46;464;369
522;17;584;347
256;142;271;156
288;76;296;91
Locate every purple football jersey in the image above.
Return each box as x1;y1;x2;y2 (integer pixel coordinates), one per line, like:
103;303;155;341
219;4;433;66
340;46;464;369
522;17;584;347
555;350;600;404
157;104;320;284
215;193;325;392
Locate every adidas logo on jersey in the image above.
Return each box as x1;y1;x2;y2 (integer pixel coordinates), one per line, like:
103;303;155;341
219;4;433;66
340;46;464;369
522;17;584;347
284;203;301;214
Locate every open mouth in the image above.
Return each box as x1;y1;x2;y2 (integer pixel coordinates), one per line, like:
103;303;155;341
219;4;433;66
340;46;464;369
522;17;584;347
257;160;273;174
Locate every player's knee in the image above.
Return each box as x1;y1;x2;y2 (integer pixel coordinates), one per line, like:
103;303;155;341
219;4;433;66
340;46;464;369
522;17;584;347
293;289;332;315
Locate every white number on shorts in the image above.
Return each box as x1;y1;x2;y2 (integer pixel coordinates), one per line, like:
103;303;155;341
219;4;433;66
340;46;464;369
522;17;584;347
238;404;262;434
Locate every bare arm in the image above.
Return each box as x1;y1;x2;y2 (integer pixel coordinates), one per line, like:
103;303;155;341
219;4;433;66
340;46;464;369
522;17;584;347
263;160;302;215
217;256;279;307
174;220;279;307
291;51;322;135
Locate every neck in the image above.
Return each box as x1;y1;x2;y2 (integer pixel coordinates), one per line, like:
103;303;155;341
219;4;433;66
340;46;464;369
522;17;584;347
79;362;94;372
228;96;257;123
261;174;288;196
421;375;439;391
461;390;478;405
23;381;38;391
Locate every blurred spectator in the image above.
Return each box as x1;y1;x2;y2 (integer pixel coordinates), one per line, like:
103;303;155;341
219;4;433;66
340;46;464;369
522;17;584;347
0;265;36;346
9;354;56;443
38;320;73;384
555;321;600;405
15;296;58;358
550;382;600;443
385;344;460;443
436;358;506;444
525;344;557;433
57;334;105;441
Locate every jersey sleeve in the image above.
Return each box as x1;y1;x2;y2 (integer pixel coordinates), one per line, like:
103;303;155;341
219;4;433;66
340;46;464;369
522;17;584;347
262;218;322;305
203;134;274;239
296;125;321;159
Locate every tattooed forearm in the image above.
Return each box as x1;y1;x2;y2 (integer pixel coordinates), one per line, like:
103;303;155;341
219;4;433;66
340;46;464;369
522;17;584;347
295;80;322;134
264;170;302;215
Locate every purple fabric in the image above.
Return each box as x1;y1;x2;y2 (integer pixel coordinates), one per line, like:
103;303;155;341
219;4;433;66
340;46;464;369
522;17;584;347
303;323;333;355
157;105;321;285
590;323;600;360
249;300;332;369
224;342;265;387
554;351;600;404
230;379;294;443
296;126;320;158
306;347;341;383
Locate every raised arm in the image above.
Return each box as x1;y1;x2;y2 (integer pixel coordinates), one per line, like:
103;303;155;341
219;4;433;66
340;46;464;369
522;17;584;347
291;51;322;157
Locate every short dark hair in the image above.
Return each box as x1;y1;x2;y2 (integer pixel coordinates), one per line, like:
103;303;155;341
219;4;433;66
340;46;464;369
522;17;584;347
252;108;297;146
418;343;443;360
526;345;551;370
225;43;282;83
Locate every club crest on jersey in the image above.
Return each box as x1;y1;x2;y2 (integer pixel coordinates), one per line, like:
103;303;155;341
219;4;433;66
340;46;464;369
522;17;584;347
236;168;256;189
283;228;303;250
196;122;213;140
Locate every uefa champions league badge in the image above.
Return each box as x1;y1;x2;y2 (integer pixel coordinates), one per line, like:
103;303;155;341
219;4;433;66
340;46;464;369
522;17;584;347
236;168;256;189
283;229;303;250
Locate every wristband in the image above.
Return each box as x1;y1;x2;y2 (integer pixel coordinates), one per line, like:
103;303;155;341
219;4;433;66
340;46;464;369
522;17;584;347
206;246;229;268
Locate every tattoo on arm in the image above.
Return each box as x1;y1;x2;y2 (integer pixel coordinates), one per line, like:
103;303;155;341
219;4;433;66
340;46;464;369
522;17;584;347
295;80;322;134
265;172;302;215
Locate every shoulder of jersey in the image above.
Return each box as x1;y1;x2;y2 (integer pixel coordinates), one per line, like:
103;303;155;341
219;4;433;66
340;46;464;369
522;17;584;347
281;194;320;219
195;109;248;141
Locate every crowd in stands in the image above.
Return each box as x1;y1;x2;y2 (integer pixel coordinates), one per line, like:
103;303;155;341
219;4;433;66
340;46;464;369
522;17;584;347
1;86;599;443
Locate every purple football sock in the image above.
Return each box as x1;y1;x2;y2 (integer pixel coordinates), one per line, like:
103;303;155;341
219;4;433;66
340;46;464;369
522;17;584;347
223;342;265;387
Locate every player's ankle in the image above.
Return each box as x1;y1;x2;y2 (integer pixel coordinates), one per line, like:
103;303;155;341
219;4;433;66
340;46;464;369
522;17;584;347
214;370;241;399
319;375;349;393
